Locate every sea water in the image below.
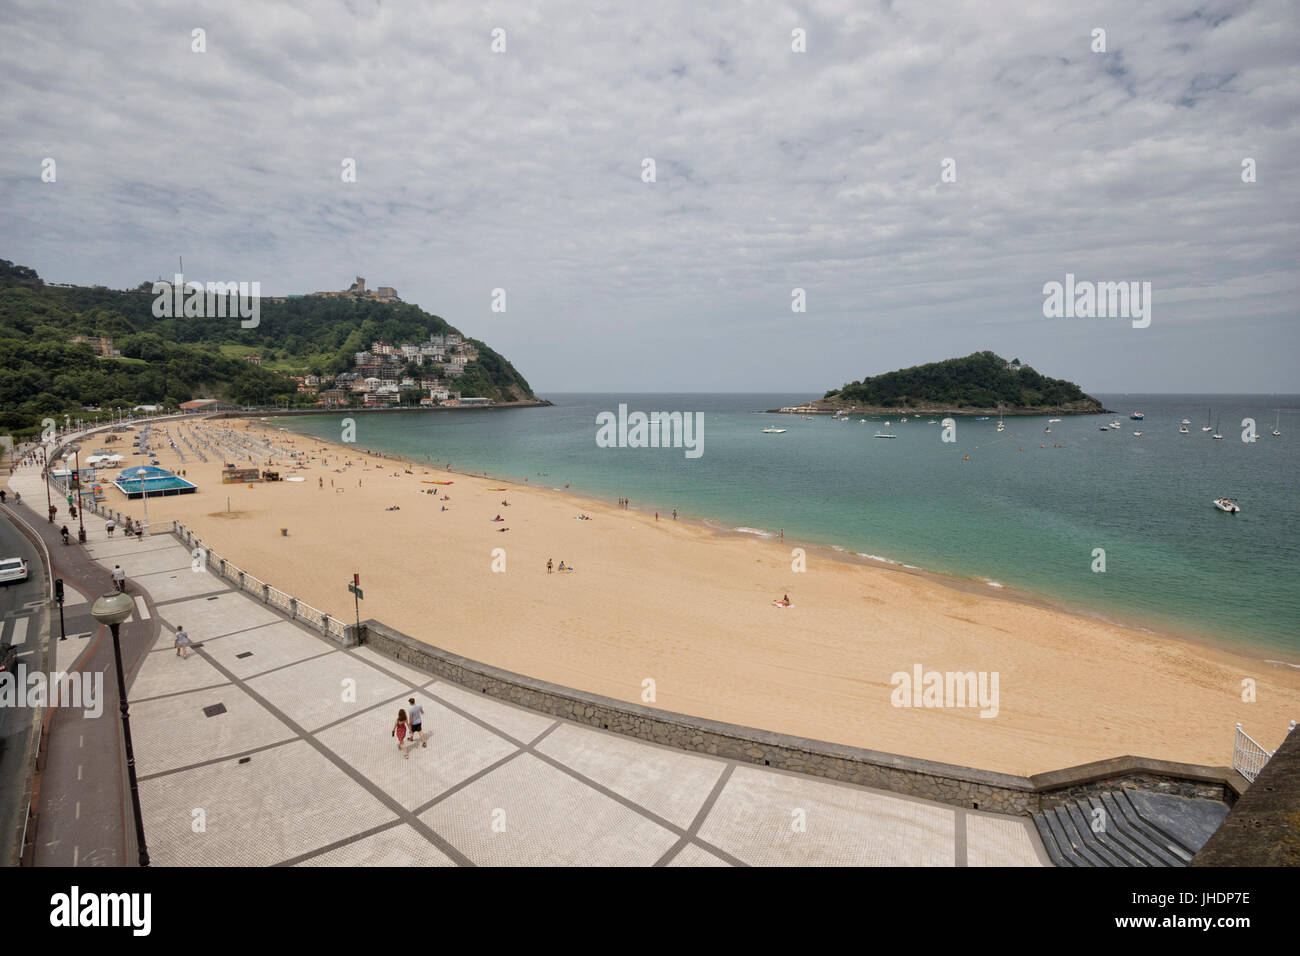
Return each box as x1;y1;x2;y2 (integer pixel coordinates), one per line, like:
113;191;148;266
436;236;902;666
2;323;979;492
269;393;1300;655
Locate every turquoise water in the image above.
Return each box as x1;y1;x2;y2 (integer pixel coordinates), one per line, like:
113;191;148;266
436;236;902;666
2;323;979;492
267;393;1300;655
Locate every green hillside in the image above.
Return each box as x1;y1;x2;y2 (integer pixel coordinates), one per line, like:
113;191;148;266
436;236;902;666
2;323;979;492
0;259;538;438
820;351;1105;413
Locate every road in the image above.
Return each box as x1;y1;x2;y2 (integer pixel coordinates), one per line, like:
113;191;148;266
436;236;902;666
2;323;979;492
0;504;49;865
5;437;164;867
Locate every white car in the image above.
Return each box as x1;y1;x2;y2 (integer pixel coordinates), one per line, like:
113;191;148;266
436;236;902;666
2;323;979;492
0;557;28;584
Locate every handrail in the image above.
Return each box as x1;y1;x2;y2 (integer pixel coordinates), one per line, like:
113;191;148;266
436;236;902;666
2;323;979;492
169;519;349;644
1233;721;1296;783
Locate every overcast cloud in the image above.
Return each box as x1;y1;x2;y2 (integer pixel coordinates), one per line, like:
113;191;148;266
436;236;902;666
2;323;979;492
2;0;1297;394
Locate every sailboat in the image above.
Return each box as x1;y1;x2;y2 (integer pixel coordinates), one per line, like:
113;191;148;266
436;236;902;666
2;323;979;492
1202;408;1212;432
996;406;1005;432
1272;410;1281;437
1212;414;1223;440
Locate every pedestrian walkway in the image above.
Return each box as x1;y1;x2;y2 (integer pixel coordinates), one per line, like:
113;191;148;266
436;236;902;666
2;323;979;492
7;443;1049;866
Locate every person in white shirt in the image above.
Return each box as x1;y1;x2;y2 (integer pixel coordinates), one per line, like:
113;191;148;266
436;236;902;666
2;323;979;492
112;565;125;592
406;697;427;748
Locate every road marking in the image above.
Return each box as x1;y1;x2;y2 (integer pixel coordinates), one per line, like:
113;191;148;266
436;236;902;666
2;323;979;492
133;595;150;621
76;765;82;781
10;616;28;646
75;802;80;819
72;846;78;867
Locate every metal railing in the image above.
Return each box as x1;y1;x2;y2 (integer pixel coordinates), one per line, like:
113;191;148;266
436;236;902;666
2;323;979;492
1233;721;1296;783
170;520;351;644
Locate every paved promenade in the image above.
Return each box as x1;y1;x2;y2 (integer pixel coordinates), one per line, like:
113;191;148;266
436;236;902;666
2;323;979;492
8;453;1048;866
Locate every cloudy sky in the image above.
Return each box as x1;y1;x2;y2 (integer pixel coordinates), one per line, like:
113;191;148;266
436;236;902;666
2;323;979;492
3;0;1297;394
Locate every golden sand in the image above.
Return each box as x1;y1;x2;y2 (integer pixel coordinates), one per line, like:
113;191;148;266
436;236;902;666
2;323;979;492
100;417;1300;776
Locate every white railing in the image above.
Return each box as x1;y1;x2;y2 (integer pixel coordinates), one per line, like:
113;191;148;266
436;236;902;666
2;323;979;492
169;521;350;644
1234;721;1296;783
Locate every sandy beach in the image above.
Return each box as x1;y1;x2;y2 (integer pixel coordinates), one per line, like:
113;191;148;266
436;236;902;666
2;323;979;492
90;416;1300;776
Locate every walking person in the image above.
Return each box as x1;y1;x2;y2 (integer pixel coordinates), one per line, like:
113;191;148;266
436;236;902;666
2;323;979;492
174;625;192;659
407;698;427;748
112;564;125;592
106;517;115;537
547;558;553;573
392;708;410;758
60;524;70;545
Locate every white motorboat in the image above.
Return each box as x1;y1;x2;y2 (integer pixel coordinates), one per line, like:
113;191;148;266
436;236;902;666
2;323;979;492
873;431;897;439
1213;497;1240;514
761;427;787;434
1272;409;1281;437
1178;425;1189;434
1181;418;1191;425
996;406;1005;432
1048;418;1061;423
1109;420;1122;429
1099;425;1109;431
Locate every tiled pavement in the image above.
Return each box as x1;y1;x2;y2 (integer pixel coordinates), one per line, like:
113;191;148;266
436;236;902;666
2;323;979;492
31;489;1052;866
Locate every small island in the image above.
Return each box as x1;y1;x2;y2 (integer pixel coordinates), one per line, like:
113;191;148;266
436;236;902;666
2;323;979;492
771;351;1110;416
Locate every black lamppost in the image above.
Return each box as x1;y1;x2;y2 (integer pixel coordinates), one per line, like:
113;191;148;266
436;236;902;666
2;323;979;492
66;444;86;543
41;445;52;520
130;466;150;534
90;591;150;867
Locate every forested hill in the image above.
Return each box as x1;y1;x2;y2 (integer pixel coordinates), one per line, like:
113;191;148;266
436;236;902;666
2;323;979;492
0;259;539;437
813;352;1106;414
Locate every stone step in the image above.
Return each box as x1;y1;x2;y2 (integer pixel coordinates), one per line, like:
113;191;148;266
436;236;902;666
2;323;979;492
1063;798;1144;867
1032;812;1077;867
1123;789;1228;857
1110;790;1194;863
1032;789;1230;867
1083;795;1169;867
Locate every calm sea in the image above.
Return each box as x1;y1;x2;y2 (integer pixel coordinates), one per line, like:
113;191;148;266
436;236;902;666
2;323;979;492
267;393;1300;656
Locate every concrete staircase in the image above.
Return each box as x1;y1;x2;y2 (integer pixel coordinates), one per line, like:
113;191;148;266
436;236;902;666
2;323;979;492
1032;789;1229;867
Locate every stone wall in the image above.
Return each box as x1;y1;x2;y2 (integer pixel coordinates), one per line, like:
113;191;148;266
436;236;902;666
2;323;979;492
362;620;1237;815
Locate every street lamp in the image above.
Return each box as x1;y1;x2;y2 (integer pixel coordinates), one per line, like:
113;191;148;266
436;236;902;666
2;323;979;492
41;444;52;520
90;591;150;867
130;466;150;534
66;444;86;543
